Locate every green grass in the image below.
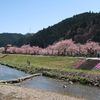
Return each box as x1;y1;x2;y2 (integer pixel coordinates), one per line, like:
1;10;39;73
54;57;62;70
2;54;80;70
0;54;5;57
42;71;92;84
0;54;100;74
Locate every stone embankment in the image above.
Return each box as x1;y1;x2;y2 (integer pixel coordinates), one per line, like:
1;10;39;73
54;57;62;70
37;68;100;86
0;73;42;84
77;59;100;70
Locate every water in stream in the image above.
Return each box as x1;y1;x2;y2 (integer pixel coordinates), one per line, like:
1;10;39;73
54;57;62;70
0;64;30;80
0;64;100;100
20;76;100;100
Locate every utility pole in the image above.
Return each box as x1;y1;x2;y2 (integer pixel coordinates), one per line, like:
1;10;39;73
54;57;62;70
29;27;31;33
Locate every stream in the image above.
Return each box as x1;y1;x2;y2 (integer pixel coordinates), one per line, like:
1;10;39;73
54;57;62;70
0;64;100;100
0;64;30;80
20;76;100;100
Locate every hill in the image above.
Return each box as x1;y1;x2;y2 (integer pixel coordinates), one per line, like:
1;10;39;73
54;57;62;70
0;33;23;47
13;33;34;47
14;12;100;47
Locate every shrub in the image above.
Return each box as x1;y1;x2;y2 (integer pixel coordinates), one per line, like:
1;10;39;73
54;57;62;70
79;77;92;84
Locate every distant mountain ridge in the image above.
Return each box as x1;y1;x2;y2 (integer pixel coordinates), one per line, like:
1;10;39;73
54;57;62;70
13;12;100;48
1;12;100;47
0;33;23;47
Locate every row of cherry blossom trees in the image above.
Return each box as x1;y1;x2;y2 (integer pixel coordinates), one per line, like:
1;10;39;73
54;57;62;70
46;39;100;56
0;39;100;56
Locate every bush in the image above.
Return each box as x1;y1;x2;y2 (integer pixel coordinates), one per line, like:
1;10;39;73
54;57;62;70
42;71;62;78
79;77;92;84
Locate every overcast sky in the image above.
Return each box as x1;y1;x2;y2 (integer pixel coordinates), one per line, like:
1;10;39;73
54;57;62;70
0;0;100;34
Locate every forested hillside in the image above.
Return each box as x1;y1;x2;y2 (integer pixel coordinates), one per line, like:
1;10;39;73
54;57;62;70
12;12;100;47
0;33;23;47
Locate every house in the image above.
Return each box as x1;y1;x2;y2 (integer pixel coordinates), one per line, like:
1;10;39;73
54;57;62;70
7;44;12;47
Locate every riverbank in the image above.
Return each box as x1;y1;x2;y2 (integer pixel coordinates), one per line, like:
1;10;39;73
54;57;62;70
0;54;100;86
41;69;100;86
0;84;86;100
0;54;100;99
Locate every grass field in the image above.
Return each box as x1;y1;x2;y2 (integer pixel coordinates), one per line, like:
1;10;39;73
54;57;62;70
1;54;80;70
0;54;100;73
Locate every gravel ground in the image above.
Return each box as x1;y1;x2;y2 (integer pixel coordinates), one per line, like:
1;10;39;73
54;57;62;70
0;84;87;100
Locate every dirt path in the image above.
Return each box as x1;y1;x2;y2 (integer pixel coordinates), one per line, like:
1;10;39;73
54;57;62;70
0;84;87;100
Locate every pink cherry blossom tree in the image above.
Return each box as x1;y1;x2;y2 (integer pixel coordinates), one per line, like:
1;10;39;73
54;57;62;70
53;39;75;56
0;47;5;53
45;45;56;55
85;41;100;55
5;39;100;57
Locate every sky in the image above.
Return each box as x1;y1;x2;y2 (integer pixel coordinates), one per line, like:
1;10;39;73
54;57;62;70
0;0;100;34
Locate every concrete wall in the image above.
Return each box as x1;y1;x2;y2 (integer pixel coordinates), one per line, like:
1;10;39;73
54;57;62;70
77;59;100;70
